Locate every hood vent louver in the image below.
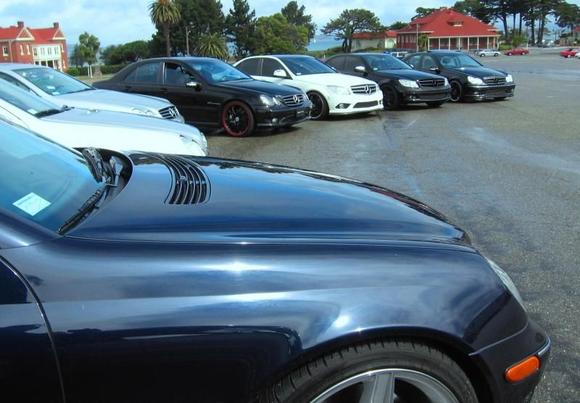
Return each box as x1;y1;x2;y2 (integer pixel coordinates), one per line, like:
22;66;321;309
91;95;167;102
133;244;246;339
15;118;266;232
152;154;210;205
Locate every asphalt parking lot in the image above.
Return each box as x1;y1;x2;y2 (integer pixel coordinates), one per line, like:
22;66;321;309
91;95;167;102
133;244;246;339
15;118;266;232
207;49;580;402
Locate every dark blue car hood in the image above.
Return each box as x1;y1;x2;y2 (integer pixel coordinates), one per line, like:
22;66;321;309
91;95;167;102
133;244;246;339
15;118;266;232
69;154;468;244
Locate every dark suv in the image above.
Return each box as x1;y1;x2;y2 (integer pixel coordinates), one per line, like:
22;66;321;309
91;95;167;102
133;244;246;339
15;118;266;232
326;53;451;109
404;51;516;102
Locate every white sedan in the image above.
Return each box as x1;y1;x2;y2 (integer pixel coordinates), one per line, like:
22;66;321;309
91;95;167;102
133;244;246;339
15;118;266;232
0;82;207;156
477;49;501;57
235;55;383;120
0;64;184;122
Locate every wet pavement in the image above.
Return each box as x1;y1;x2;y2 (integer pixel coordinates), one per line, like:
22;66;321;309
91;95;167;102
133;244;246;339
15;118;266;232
207;50;580;402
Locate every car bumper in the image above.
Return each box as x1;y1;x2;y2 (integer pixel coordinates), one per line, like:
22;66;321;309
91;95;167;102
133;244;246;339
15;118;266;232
471;319;550;403
328;93;384;115
465;84;516;100
255;104;312;128
400;88;451;104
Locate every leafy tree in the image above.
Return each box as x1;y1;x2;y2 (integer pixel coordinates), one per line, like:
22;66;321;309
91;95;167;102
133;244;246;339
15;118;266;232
225;0;257;58
322;9;381;53
101;41;151;65
281;1;316;41
77;32;100;65
71;44;85;67
195;33;228;59
254;13;309;54
171;0;225;55
149;0;181;56
555;2;579;34
453;0;492;23
413;7;437;19
388;21;408;30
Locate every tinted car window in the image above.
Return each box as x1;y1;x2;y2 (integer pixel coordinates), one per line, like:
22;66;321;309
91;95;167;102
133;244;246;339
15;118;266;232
326;56;345;70
363;54;412;71
185;59;250;83
125;63;161;83
437;54;482;68
237;58;260;75
422;56;437;69
261;58;285;77
406;55;421;67
164;62;189;86
344;56;363;73
277;56;335;75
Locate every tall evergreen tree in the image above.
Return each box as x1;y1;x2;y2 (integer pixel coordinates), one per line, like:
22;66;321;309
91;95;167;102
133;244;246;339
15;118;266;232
149;0;181;56
281;1;316;41
226;0;257;58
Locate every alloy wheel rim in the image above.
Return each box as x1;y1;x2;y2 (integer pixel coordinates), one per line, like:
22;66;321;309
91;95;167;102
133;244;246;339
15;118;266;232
309;93;324;119
311;368;460;403
450;83;461;102
225;105;249;135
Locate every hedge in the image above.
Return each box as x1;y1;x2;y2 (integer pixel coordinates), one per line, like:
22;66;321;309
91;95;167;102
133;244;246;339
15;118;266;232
100;64;126;75
66;64;126;77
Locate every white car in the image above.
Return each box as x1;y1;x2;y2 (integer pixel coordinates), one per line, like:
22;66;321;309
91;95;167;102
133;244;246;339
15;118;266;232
0;64;184;122
576;52;580;59
235;55;383;120
478;49;501;57
0;81;207;156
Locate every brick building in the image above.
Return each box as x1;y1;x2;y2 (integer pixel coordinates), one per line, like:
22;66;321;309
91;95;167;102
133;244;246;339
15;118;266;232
397;8;500;51
351;30;398;51
0;21;67;70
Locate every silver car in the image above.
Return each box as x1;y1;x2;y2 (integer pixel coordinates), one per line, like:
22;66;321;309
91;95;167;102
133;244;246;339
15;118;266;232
0;64;184;122
477;49;501;57
0;81;207;156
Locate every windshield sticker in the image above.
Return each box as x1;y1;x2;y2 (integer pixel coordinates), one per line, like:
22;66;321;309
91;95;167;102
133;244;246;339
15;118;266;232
13;193;51;216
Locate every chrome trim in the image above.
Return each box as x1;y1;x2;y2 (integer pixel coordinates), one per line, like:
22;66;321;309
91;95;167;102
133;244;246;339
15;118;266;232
536;338;551;358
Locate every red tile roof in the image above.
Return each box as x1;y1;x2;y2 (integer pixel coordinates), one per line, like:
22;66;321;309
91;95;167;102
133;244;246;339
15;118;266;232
353;30;398;40
0;23;63;43
397;8;498;37
29;27;63;43
0;26;23;40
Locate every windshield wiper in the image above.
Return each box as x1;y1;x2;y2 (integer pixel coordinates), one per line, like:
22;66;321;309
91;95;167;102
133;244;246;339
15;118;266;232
82;148;108;182
34;108;63;118
58;184;109;234
73;87;95;93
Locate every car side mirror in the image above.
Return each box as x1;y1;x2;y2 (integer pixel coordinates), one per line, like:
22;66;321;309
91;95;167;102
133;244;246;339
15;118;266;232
273;69;288;78
429;67;441;74
185;80;202;91
354;65;367;74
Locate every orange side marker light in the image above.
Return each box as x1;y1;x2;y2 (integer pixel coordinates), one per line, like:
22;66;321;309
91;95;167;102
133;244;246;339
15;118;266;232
505;356;540;383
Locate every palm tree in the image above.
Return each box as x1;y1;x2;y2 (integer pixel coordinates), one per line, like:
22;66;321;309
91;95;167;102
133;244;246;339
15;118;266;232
149;0;181;56
195;33;229;60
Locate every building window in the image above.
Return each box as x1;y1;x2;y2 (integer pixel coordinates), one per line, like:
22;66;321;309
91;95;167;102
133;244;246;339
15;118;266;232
20;45;24;55
48;47;52;55
33;47;38;56
26;45;30;55
41;48;45;55
2;46;8;56
60;44;64;53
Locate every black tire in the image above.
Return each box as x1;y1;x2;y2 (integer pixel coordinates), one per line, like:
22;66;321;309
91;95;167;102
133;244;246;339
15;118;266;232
479;54;485;57
307;91;329;120
382;86;401;110
495;97;508;101
259;340;478;403
427;101;444;107
449;81;463;102
221;100;255;137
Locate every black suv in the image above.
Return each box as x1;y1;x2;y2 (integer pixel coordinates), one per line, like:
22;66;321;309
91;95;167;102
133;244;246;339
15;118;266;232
404;51;516;102
326;53;451;109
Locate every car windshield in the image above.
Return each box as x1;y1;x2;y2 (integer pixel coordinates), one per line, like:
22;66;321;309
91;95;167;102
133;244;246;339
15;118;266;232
0;121;101;232
437;54;482;68
278;56;335;76
363;54;412;71
14;67;93;96
0;81;64;118
185;59;250;83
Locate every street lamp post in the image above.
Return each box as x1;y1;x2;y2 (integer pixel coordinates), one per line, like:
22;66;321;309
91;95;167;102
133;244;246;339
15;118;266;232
185;22;193;56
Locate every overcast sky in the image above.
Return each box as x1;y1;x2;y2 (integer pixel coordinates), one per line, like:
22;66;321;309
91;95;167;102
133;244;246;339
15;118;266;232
1;0;579;46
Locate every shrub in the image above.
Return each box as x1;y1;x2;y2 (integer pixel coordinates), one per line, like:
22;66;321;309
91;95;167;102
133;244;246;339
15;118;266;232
66;66;89;76
100;64;127;75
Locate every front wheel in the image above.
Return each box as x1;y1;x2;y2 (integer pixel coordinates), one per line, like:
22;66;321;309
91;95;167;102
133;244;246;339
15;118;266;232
221;101;255;137
259;340;478;403
307;91;329;120
382;86;401;110
449;81;463;102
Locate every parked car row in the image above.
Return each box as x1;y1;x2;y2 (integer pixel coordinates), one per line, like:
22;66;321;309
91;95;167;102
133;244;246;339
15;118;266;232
560;48;579;58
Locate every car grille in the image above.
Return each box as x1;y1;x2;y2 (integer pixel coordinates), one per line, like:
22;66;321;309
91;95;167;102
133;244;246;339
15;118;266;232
418;78;446;88
281;94;305;107
159;106;180;119
351;84;378;95
354;101;379;108
483;76;507;85
152;154;210;205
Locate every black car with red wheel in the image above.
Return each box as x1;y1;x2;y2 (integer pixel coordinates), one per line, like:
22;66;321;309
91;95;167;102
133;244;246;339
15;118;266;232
94;57;312;137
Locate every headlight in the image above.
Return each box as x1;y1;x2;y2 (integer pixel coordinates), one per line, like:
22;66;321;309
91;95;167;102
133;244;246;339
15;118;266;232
487;259;525;309
398;79;419;89
505;74;514;83
259;94;281;106
131;107;156;116
180;132;208;155
327;85;351;95
467;76;484;85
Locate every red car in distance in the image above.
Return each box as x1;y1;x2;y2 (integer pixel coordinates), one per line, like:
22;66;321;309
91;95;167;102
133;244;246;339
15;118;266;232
505;48;529;56
560;48;578;58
